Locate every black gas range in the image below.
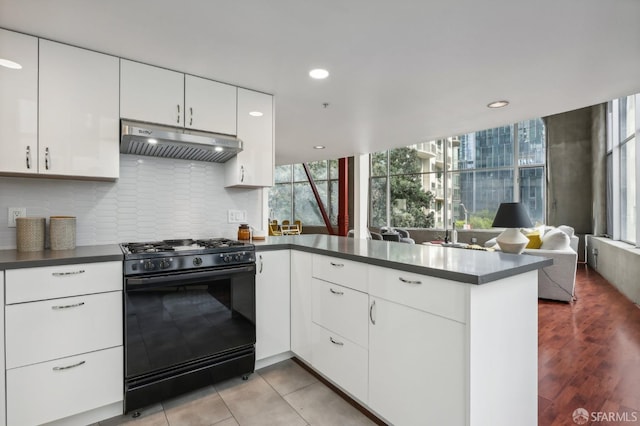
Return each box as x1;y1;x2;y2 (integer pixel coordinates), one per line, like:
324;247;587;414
120;238;257;413
121;238;256;276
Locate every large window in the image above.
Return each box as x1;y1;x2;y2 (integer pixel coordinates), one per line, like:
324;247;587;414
607;94;638;245
269;160;339;226
370;119;546;229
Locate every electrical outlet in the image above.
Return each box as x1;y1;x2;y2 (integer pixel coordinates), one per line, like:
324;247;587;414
8;207;26;227
227;209;247;223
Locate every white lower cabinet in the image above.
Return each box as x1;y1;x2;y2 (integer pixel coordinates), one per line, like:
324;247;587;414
5;291;123;369
256;250;291;360
6;346;123;426
290;251;313;361
311;323;368;404
4;261;123;425
368;296;466;426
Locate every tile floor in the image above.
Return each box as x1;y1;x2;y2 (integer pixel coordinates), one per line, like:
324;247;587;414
98;359;377;426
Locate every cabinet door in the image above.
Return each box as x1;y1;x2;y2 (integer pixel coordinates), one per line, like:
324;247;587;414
120;59;184;126
256;250;291;360
290;250;313;361
369;297;466;426
185;75;237;135
225;88;273;187
7;346;122;426
39;40;119;178
0;29;38;174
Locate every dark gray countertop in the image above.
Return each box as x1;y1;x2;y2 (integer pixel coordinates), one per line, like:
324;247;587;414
0;244;123;269
254;234;552;284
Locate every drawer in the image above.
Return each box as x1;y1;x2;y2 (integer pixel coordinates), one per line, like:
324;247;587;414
6;291;123;369
6;261;122;304
368;265;468;323
7;346;123;426
311;323;368;404
312;254;367;292
311;278;368;348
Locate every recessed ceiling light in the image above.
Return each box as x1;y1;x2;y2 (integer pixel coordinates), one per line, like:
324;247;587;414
0;58;22;69
309;68;329;79
313;145;326;150
147;138;158;144
249;111;263;117
487;100;509;109
214;146;224;152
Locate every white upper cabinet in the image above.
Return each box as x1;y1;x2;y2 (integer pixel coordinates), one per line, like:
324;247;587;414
121;60;238;135
0;29;38;174
225;88;274;187
39;40;119;178
185;75;237;134
120;59;185;127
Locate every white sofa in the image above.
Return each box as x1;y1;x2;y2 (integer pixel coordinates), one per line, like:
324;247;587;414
488;226;579;302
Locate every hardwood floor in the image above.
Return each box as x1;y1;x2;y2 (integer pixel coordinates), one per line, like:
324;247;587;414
538;264;640;425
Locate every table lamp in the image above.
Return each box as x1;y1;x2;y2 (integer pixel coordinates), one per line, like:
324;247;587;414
492;202;533;254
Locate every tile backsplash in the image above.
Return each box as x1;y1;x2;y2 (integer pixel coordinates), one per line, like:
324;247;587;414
0;155;263;249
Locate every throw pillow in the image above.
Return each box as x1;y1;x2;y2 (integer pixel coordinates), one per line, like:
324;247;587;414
540;228;571;250
485;237;497;248
557;225;575;238
522;231;542;249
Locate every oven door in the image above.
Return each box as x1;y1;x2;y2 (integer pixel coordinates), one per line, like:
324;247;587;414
124;264;256;380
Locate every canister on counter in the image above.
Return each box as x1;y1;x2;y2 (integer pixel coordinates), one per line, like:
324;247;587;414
16;217;46;252
50;216;76;250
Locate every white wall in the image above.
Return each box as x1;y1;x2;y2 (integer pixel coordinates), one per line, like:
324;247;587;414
0;155;263;249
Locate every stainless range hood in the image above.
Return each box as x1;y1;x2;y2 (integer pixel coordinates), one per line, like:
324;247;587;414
120;120;242;163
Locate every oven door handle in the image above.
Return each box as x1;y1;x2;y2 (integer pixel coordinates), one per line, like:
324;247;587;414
126;265;255;288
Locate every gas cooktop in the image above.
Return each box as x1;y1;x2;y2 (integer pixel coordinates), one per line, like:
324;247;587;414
121;238;252;255
121;238;255;275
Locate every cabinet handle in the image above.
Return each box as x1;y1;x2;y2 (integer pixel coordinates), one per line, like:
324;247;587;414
45;147;50;170
329;337;344;346
53;360;86;371
52;270;86;277
52;302;85;310
190;107;193;126
399;277;422;285
26;146;31;169
329;262;344;268
259;255;263;273
370;300;376;325
240;165;245;182
329;288;344;295
177;104;181;124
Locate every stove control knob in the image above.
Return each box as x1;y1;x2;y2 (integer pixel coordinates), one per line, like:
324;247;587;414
223;255;231;263
193;257;203;266
234;254;241;261
160;259;171;269
143;261;155;271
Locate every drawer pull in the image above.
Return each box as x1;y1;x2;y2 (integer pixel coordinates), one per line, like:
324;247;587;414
399;277;422;285
329;262;344;268
329;337;344;346
52;302;85;310
52;270;86;277
329;288;344;295
53;360;86;371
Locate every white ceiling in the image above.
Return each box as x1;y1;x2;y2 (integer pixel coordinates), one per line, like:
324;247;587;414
1;0;639;165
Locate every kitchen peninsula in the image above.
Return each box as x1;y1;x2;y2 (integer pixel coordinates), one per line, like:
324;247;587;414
0;236;549;426
254;234;551;426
